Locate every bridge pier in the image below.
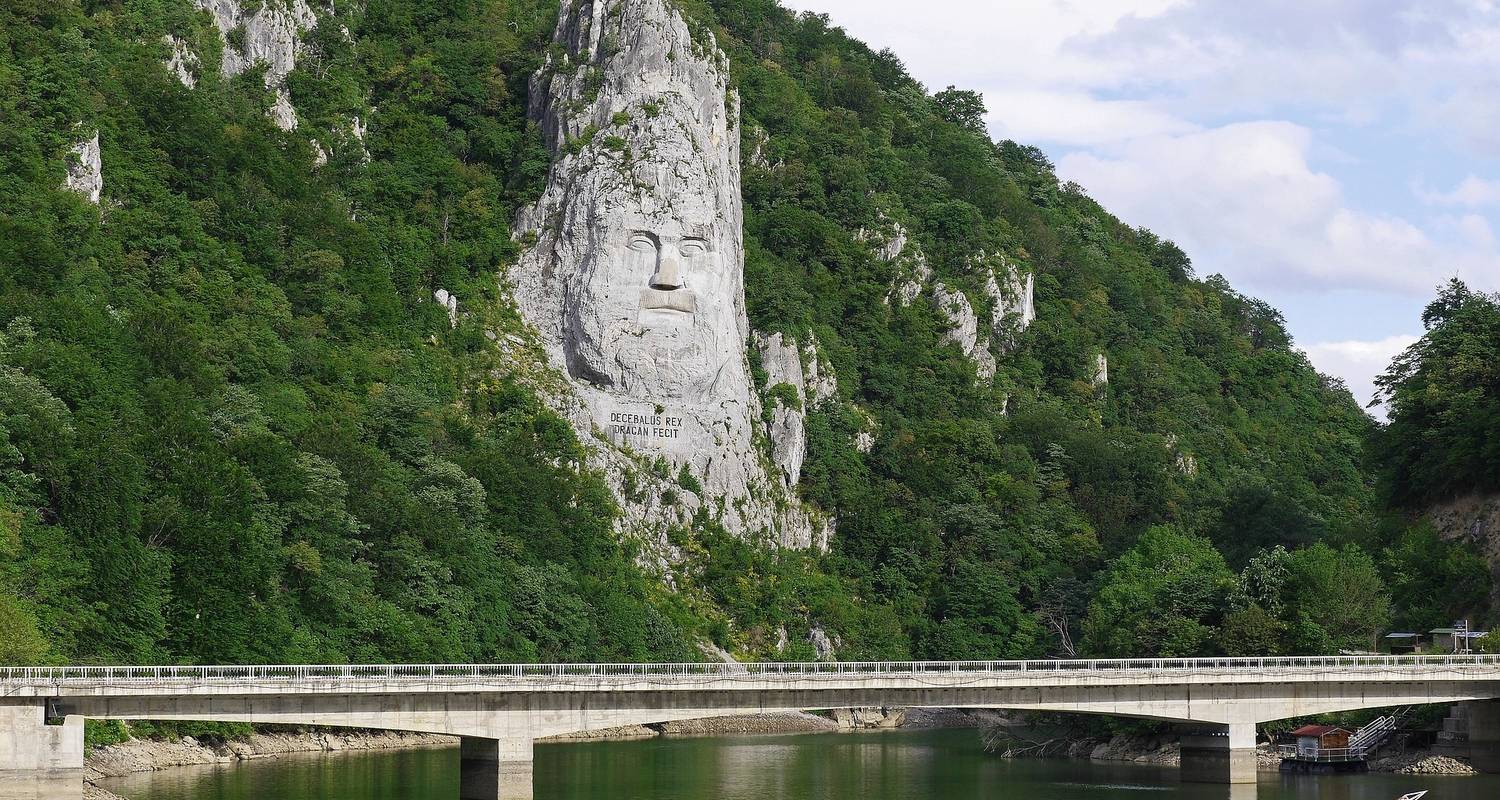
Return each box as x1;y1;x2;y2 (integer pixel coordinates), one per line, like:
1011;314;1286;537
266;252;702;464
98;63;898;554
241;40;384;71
0;700;83;784
1465;700;1500;773
459;736;533;800
1179;723;1256;784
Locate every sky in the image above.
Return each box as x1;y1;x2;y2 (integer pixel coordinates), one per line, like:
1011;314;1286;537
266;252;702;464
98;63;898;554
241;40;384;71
779;0;1500;415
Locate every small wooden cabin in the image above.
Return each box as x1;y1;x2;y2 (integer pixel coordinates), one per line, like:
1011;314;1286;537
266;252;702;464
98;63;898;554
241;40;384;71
1290;725;1351;757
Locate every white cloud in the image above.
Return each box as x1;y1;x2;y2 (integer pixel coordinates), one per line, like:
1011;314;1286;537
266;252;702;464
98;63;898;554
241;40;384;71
776;0;1500;351
983;91;1196;147
1421;176;1500;208
786;1;1500;153
1058;122;1500;293
1302;334;1419;416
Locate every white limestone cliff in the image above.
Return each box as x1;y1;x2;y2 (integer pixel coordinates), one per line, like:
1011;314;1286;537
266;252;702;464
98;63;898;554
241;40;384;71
933;283;997;381
63;131;102;205
753;332;816;486
164;35;199;88
1093;353;1109;388
986;259;1035;341
802;336;838;407
195;0;317;130
511;0;823;551
860;216;930;307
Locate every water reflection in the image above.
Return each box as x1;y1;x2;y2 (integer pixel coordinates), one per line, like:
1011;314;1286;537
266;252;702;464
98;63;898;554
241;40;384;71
99;731;1492;800
0;776;81;800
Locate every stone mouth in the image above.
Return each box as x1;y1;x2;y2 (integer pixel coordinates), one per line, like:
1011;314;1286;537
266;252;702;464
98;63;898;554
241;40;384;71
640;288;698;314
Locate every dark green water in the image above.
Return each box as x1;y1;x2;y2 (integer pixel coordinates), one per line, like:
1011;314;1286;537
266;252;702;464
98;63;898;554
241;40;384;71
99;730;1495;800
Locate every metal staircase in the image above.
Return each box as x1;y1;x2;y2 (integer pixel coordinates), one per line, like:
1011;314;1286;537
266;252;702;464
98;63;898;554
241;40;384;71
1348;711;1403;756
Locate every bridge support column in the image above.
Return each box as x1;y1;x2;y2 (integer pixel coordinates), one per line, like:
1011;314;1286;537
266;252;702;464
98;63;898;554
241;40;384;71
1179;723;1256;784
1466;700;1500;773
0;699;83;782
460;736;532;800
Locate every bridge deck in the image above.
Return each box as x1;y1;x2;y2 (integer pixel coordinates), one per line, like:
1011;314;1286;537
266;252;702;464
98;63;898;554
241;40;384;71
4;655;1500;698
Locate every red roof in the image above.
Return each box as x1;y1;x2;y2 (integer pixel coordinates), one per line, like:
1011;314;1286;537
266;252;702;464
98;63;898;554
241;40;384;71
1291;725;1349;737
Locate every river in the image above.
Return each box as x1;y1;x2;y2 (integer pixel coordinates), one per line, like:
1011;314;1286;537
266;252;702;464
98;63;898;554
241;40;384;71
96;729;1494;800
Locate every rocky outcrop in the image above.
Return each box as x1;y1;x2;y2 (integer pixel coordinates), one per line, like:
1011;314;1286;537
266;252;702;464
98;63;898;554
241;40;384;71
195;0;318;130
511;0;821;550
1092;353;1109;388
753;331;838;486
1165;434;1198;477
985;259;1035;343
933;283;996;381
808;625;840;661
828;707;905;730
163;35;199;88
433;288;458;328
755;332;807;485
1428;492;1500;609
861;216;930;306
63;130;102;204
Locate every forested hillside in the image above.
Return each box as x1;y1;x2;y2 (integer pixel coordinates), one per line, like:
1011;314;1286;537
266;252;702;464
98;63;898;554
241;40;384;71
0;0;1485;667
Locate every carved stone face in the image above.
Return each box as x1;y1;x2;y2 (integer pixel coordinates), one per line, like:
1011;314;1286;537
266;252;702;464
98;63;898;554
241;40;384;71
634;230;704;318
563;206;741;403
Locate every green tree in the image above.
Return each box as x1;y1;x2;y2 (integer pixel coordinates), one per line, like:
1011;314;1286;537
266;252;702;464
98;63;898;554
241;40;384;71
1284;544;1390;653
933;86;987;133
1082;527;1234;657
1374;280;1500;506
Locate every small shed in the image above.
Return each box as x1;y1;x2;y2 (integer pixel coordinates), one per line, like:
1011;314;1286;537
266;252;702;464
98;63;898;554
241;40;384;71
1291;725;1351;757
1384;632;1422;655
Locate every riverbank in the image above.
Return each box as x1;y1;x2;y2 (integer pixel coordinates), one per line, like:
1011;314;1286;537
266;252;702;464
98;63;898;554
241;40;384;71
84;729;455;796
981;721;1476;775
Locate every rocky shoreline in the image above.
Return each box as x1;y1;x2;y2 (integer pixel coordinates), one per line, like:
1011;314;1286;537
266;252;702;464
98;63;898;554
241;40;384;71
983;723;1477;775
83;712;1480;800
84;707;992;796
85;729;457;798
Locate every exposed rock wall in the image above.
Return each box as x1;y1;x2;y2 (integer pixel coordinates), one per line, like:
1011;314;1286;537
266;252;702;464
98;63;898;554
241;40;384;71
864;218;930;307
163;35;199;88
194;0;318;130
511;0;822;551
755;332;807;485
933;283;997;381
63;130;102;204
987;259;1035;340
1429;492;1500;609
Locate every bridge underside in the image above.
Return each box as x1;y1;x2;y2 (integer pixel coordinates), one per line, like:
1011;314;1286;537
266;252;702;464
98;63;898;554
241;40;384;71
7;680;1500;799
40;680;1500;738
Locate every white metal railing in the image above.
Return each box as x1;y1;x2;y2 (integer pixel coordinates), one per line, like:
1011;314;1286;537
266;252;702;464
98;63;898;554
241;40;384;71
1348;713;1399;751
1278;744;1367;762
1;654;1498;685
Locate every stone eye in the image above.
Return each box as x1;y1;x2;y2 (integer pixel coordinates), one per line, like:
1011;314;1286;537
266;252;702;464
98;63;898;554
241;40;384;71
679;239;708;257
629;234;657;251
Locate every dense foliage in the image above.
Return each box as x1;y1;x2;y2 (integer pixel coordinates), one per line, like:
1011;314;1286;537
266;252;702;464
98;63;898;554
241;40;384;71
0;0;1488;669
0;0;712;666
690;0;1475;657
1374;280;1500;508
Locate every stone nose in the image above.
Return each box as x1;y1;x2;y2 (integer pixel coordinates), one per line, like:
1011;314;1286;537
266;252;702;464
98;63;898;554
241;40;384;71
650;255;682;289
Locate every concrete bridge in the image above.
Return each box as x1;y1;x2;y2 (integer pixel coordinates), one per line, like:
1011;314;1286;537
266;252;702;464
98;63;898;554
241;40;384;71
6;655;1500;798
